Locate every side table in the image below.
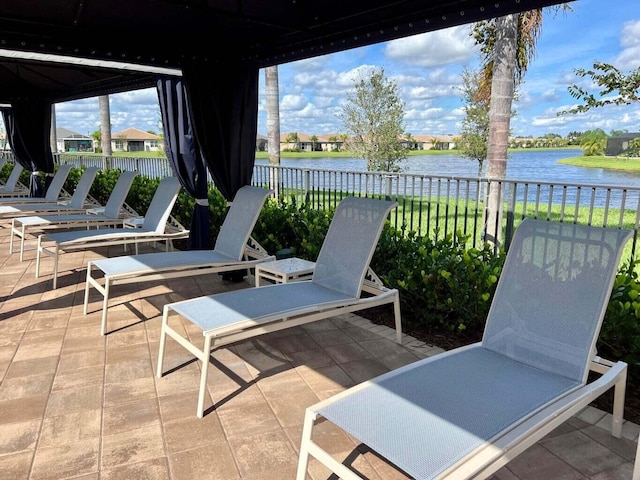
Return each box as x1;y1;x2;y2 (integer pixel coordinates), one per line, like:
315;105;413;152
255;257;316;287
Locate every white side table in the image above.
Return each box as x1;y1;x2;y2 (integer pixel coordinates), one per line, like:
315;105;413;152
255;257;316;287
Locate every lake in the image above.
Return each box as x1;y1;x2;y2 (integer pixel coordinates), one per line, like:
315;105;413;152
256;149;640;188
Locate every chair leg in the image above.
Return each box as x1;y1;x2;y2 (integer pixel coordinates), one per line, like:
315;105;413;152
393;292;403;345
100;277;111;336
83;263;92;315
612;366;627;438
296;411;315;480
9;219;14;254
197;334;212;418
35;236;42;278
19;225;26;262
52;245;59;290
156;306;169;379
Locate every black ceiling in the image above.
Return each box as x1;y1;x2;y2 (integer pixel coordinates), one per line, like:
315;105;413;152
0;0;570;104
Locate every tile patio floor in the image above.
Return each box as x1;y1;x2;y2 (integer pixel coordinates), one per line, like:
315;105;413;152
0;228;638;479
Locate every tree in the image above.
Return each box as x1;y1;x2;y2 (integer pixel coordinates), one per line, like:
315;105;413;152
472;6;569;246
99;95;112;159
457;68;490;177
579;129;607;156
310;135;319;151
340;67;407;172
561;62;640;114
285;132;300;151
265;65;281;196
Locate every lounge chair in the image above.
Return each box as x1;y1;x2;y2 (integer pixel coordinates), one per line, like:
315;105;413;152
0;164;72;205
297;218;633;480
35;175;187;289
0;166;98;218
156;196;402;418
0;163;27;197
9;171;138;261
83;185;274;335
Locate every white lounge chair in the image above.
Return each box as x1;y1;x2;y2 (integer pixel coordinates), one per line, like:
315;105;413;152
83;185;274;335
156;196;402;418
297;219;633;480
0;166;98;219
0;163;27;197
10;171;138;261
35;176;187;289
0;164;72;205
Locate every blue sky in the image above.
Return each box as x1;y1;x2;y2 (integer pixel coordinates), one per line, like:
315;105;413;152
54;0;639;139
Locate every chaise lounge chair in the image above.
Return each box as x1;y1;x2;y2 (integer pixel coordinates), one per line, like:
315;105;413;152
0;163;28;197
9;171;138;261
0;164;72;205
297;218;633;480
0;166;99;219
156;195;403;418
35;175;187;289
83;185;274;335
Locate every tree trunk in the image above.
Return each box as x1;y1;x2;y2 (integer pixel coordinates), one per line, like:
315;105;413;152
484;13;518;248
50;104;57;154
99;95;112;165
265;65;281;197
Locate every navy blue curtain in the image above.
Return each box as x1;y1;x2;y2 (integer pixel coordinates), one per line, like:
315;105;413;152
181;58;259;201
2;97;55;197
157;77;211;250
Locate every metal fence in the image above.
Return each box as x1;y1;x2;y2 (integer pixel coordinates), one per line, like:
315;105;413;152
252;164;640;262
20;153;640;262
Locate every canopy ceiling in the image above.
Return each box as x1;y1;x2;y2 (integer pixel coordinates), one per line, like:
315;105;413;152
0;0;569;104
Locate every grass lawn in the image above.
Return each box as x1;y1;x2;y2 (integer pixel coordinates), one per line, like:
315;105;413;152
558;155;640;171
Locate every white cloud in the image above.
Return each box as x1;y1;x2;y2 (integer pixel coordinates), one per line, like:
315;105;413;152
385;25;477;67
615;19;640;70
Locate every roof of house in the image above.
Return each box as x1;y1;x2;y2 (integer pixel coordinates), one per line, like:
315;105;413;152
57;127;91;139
112;127;160;141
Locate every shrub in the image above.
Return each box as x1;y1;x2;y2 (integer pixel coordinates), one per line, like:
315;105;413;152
372;226;503;334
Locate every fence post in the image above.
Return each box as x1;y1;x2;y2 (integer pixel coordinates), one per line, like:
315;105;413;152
304;170;310;203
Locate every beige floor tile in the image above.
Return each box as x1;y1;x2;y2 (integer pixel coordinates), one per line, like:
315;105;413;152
101;457;170;480
103;397;160;436
30;439;100;480
45;385;103;417
168;443;240;480
38;409;101;448
0;450;34;480
101;423;165;469
227;429;299;478
0;373;54;400
162;413;226;454
0;418;41;455
0;395;48;423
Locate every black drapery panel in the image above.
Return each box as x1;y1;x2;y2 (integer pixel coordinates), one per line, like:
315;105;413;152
2;97;55;197
181;58;259;201
157;77;211;250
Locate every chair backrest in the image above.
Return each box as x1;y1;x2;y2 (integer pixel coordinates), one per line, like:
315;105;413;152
67;167;99;208
103;171;138;218
141;176;182;232
312;196;397;299
482;219;632;384
44;164;73;201
2;163;24;191
214;186;272;259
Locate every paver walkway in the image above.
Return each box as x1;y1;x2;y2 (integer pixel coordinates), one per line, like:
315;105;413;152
0;227;637;479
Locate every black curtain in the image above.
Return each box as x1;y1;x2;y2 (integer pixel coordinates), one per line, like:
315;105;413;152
181;58;259;201
2;97;55;197
157;77;211;250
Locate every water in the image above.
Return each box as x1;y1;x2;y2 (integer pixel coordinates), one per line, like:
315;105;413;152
256;149;640;188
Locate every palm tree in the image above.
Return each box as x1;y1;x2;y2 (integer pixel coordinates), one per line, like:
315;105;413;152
475;7;569;246
483;13;518;246
265;65;281;196
99;95;112;168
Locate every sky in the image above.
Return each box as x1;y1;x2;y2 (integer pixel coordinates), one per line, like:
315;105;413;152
53;0;639;139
